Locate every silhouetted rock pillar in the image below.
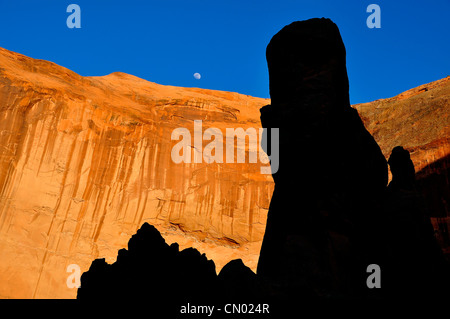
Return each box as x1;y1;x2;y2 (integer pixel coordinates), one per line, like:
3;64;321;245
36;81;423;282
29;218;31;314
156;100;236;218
77;222;218;304
257;18;388;297
383;146;450;297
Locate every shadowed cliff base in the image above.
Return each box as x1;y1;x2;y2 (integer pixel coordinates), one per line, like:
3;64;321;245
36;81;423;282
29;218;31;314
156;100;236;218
380;147;450;297
416;154;450;258
416;154;450;218
78;18;450;310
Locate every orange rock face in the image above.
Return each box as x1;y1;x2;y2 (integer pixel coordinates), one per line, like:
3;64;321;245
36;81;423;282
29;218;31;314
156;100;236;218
354;76;449;177
0;46;448;298
0;47;273;298
354;76;450;252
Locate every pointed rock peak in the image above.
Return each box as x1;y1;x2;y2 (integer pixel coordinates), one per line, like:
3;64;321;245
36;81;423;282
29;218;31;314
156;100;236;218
128;222;166;252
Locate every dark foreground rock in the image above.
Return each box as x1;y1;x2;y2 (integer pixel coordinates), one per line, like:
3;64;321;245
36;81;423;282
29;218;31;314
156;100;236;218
257;17;388;298
78;19;450;313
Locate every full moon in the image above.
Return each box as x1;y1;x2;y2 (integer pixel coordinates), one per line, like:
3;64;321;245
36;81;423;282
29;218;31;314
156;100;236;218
193;73;201;80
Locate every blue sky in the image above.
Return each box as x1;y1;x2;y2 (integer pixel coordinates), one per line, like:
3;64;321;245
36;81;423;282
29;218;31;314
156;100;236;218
0;0;448;104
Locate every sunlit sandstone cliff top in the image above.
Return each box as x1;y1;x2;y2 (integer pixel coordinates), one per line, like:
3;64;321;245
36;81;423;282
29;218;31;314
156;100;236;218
0;47;272;298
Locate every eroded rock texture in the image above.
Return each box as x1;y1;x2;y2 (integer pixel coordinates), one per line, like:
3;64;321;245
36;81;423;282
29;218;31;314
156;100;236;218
355;76;449;175
0;47;273;298
354;76;450;252
382;146;450;297
0;31;448;299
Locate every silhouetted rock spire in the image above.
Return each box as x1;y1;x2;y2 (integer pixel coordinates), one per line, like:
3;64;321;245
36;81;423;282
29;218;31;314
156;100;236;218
383;146;450;297
387;146;416;191
257;18;388;297
77;222;218;303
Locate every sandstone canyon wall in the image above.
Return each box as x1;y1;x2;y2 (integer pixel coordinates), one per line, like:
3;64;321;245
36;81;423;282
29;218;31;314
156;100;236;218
0;46;448;298
354;76;450;251
354;76;449;178
0;47;272;298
